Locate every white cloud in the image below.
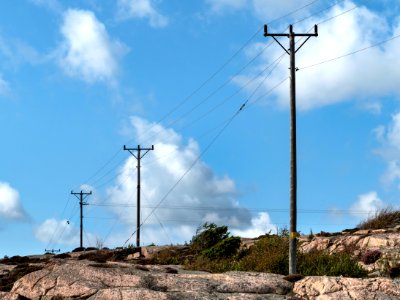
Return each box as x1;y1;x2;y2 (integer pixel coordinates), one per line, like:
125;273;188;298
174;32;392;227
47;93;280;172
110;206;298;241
382;160;400;189
104;116;274;244
35;218;79;245
360;101;382;115
0;182;28;220
231;212;276;238
205;0;313;20
58;9;126;83
0;74;10;96
236;1;400;110
206;0;247;14
386;113;400;150
350;191;384;218
30;0;62;13
117;0;168;28
374;112;400;189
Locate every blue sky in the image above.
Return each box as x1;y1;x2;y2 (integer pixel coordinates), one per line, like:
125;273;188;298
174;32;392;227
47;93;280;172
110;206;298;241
1;0;400;256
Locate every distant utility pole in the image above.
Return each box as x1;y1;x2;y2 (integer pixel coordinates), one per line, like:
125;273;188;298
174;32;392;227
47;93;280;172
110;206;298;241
45;249;60;254
123;144;154;247
264;24;318;275
71;190;92;248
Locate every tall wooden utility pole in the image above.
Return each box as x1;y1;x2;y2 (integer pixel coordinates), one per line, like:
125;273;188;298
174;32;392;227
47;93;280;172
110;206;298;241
123;145;154;247
264;24;318;274
71;190;92;248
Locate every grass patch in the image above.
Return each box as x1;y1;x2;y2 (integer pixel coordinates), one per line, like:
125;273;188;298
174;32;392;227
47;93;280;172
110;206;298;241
298;251;367;277
238;235;288;274
358;207;400;230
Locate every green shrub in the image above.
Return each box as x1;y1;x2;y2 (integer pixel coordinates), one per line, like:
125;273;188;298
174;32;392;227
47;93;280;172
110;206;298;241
202;236;241;260
190;223;229;253
358;207;400;230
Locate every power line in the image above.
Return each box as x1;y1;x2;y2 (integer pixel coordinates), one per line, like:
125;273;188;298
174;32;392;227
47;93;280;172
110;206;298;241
123;106;245;246
86;203;376;214
134;0;323;144
49;0;355;248
45;193;73;250
75;0;331;190
293;0;349;25
138;55;286;168
300;33;400;70
122;61;299;246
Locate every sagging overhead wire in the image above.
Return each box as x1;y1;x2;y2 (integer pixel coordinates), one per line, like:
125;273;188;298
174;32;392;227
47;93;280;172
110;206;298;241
87;53;286;188
132;0;323;144
300;33;400;70
75;0;327;190
54;0;353;246
138;54;286;168
293;0;348;25
122;66;289;246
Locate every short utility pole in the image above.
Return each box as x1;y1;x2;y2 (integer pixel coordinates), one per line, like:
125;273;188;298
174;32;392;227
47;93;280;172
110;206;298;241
45;249;60;254
264;24;318;275
71;190;92;248
123;144;154;247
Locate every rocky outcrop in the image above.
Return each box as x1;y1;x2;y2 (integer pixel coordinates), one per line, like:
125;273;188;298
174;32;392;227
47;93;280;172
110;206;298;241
2;258;400;299
293;276;400;300
299;227;400;275
6;260;292;299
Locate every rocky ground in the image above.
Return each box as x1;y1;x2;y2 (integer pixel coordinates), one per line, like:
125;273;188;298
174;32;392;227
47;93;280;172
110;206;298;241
1;226;400;299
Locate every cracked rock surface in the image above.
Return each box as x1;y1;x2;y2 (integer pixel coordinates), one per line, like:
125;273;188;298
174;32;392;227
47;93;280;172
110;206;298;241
5;260;293;299
293;276;400;300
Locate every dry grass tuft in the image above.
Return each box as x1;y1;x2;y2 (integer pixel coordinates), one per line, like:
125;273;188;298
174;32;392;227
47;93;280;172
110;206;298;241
358;207;400;230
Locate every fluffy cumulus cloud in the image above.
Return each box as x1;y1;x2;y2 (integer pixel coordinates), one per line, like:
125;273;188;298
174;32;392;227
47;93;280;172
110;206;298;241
34;218;79;245
0;182;28;220
117;0;168;28
105;116;274;244
231;212;276;238
58;9;126;83
350;191;384;220
235;1;400;110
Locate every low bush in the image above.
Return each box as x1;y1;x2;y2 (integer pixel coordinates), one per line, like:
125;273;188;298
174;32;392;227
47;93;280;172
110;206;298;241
78;250;113;263
298;251;367;277
358;207;400;230
150;247;190;265
238;235;288;274
202;236;241;260
360;250;382;265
